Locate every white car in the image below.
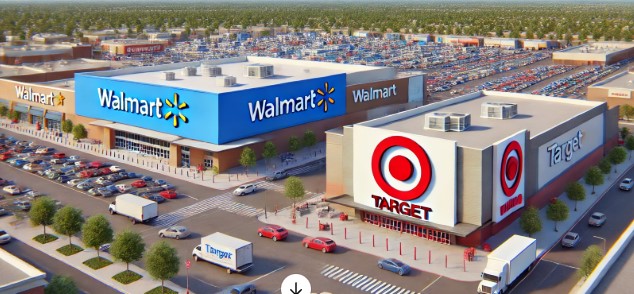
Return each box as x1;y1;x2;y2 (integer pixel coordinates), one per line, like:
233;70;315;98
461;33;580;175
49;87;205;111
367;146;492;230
158;226;191;239
23;163;43;172
561;232;581;248
619;178;634;191
109;166;124;172
115;184;132;193
588;212;607;227
233;184;256;196
95;177;110;185
0;230;11;244
68;155;80;161
3;185;21;195
67;179;84;187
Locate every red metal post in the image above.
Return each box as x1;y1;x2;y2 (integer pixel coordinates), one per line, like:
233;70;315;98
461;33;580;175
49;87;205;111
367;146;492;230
386;238;388;251
306;217;308;228
372;234;375;247
463;259;466;272
344;227;347;239
414;247;417;260
359;231;361;244
399;242;402;256
445;255;448;268
330;223;333;235
429;250;431;264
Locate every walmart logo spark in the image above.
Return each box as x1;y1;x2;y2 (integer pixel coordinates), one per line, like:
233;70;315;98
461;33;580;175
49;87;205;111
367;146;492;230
164;93;189;127
316;82;335;112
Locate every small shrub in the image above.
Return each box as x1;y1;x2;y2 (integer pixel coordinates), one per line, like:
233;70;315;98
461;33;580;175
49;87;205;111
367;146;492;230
56;244;83;256
112;270;142;285
83;257;113;270
33;234;58;244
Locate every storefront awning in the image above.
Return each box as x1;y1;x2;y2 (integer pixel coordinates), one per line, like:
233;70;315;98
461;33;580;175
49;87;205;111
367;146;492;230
326;195;480;237
89;120;114;127
101;122;181;142
45;111;62;120
30;107;44;116
13;104;29;113
173;137;264;153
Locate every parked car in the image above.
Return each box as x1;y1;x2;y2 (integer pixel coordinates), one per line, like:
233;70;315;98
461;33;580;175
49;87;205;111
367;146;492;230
0;178;8;186
99;243;110;253
14;200;31;211
0;207;8;217
145;194;166;203
302;236;336;253
218;283;256;294
561;232;581;248
97;186;116;197
26;190;44;199
158;226;190;239
35;147;54;155
68;155;80;161
99;167;112;175
57;175;73;184
588;212;607;227
67;179;84;187
3;185;22;195
115;184;132;193
154;179;168;186
266;171;289;181
0;230;11;244
77;180;95;191
10;159;28;167
161;183;175;191
141;175;153;182
50;158;66;164
131;180;147;188
126;172;142;178
620;178;634;191
378;258;411;276
89;161;104;168
257;225;288;241
233;184;256;196
159;190;177;199
95;177;109;185
87;188;102;196
52;152;66;159
23;163;44;172
109;166;124;172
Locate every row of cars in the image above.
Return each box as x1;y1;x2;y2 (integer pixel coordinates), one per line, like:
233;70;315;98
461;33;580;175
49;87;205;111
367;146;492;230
0;135;179;204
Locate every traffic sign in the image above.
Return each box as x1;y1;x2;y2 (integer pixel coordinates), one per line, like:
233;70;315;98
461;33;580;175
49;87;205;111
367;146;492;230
186;259;191;269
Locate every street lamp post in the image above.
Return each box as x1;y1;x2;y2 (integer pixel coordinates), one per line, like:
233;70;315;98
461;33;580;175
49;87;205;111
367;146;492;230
593;235;607;253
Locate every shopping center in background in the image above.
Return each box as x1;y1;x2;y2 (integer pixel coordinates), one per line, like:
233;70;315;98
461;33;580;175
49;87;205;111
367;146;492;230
325;91;619;246
0;56;425;171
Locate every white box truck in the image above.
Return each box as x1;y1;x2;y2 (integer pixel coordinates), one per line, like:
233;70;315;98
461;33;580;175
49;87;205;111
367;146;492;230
108;194;158;224
192;232;254;274
477;235;537;294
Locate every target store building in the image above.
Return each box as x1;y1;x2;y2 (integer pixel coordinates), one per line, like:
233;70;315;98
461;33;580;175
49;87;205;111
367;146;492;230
325;91;619;246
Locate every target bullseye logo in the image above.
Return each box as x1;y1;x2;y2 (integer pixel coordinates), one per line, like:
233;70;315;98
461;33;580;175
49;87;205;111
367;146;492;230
371;136;432;201
500;140;523;197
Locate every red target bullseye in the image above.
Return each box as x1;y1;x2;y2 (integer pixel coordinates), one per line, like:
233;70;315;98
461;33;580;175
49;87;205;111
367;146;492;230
500;140;523;197
371;136;432;201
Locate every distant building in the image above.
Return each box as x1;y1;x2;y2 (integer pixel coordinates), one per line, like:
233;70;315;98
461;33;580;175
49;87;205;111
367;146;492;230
522;39;559;50
147;32;172;42
0;43;92;65
100;39;167;55
384;33;401;41
83;30;118;45
31;33;69;44
405;34;431;45
553;42;634;66
436;35;484;47
0;248;47;293
483;38;520;49
587;69;634;110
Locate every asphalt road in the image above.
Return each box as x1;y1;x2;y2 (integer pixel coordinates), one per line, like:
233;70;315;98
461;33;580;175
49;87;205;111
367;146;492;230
2;239;120;294
512;164;634;293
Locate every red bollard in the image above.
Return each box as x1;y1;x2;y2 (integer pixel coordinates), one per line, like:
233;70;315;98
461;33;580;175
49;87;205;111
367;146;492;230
429;250;431;264
463;259;466;272
359;231;361;244
445;255;448;268
330;223;333;235
414;247;417;260
306;217;308;228
372;234;375;247
386;238;388;251
344;228;347;239
399;242;402;256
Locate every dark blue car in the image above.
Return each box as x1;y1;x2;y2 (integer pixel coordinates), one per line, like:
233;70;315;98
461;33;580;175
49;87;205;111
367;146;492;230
378;258;411;276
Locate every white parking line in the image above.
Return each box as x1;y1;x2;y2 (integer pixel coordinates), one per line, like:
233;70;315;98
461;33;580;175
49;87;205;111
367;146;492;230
542;259;580;270
421;275;442;293
180;194;198;200
247;266;286;284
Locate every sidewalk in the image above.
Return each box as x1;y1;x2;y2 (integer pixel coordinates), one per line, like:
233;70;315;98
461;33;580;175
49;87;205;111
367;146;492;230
0;119;325;190
0;216;189;294
259;157;634;283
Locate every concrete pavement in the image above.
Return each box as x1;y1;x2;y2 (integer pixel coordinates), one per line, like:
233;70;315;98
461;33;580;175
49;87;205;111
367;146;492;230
0;216;188;294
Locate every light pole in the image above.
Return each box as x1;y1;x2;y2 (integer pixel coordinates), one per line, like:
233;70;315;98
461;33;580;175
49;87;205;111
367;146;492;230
593;235;607;253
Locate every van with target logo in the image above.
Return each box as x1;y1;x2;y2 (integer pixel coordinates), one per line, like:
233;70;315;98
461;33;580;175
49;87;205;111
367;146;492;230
192;232;254;274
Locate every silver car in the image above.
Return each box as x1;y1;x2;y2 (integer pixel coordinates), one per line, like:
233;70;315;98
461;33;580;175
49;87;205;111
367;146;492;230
0;230;10;244
158;226;190;239
588;212;607;227
561;232;580;248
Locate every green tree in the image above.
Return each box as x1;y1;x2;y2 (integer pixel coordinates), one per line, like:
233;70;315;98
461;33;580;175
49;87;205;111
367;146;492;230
625;135;634;159
598;158;612;180
45;275;78;294
546;199;569;232
52;207;84;246
110;230;145;271
239;146;257;174
61;119;73;135
284;176;305;208
519;207;542;237
72;124;87;140
608;147;627;173
302;130;317;151
584;166;604;195
145;241;180;292
620;127;631;140
262;141;277;168
29;197;57;236
211;165;219;182
566;182;586;211
579;245;604;278
9;110;20;122
0;104;7;117
82;215;113;259
620;104;632;120
289;136;301;152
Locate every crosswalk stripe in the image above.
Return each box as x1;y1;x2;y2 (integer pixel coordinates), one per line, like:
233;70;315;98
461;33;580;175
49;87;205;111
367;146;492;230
378;285;397;294
326;268;344;278
322;266;340;276
321;265;336;275
345;274;364;285
360;279;378;291
352;276;369;287
394;288;406;294
341;273;359;283
332;269;350;280
367;281;385;292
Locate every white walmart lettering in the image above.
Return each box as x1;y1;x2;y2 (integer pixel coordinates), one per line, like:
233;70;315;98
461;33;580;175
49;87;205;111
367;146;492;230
98;88;163;118
248;90;316;122
352;84;397;103
15;85;55;106
547;130;583;166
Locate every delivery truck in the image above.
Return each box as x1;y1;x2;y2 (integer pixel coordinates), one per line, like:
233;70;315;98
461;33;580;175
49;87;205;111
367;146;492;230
108;194;159;224
192;232;254;274
477;235;537;294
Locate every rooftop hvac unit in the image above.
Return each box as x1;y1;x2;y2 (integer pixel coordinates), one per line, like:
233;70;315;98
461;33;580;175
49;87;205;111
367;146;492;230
481;102;517;119
182;67;197;76
425;112;471;132
201;65;222;77
216;76;236;87
164;72;175;81
244;63;274;78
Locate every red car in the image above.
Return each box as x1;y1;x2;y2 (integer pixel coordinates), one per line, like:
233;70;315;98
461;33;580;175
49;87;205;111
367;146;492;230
52;152;66;159
0;152;12;161
99;167;112;175
131;180;147;188
159;190;177;199
302;237;336;253
257;225;288;241
78;169;96;178
89;161;103;168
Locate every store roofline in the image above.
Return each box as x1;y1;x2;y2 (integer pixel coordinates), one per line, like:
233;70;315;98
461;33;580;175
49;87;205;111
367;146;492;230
326;194;479;237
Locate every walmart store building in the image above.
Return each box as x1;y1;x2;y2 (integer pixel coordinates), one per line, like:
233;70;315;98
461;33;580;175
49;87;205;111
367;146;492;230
69;57;424;171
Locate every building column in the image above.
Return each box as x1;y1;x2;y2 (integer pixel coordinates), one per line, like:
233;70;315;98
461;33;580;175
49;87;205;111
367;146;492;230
169;144;181;167
189;148;205;168
102;128;115;149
